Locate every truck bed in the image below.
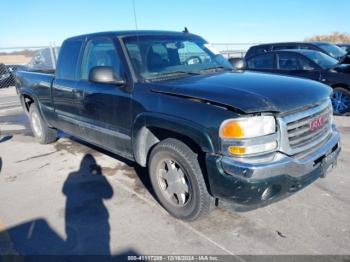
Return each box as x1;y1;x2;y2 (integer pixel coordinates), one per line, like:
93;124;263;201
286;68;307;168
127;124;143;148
15;70;55;114
15;70;54;94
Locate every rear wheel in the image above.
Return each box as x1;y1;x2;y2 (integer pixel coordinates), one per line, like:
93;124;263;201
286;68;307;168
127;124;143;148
331;87;350;115
148;138;214;220
29;104;57;144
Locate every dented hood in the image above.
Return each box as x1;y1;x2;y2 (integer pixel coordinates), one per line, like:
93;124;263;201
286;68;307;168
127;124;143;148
150;71;332;114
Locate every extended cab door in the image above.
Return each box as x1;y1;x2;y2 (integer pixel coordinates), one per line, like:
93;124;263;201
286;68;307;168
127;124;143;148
75;37;133;159
52;38;85;134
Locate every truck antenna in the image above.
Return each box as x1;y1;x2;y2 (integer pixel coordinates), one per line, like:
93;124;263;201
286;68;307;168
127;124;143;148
132;0;139;30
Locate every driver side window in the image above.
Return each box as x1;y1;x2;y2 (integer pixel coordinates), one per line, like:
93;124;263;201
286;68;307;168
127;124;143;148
81;38;121;80
278;53;300;70
277;53;314;70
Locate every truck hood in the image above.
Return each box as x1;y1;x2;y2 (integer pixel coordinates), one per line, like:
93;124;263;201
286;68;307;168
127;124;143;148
150;71;332;114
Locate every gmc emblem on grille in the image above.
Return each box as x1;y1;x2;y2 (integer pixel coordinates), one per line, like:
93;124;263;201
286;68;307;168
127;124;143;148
309;115;326;131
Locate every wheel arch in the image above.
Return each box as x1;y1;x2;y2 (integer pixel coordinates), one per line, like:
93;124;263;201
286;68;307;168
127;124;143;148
331;83;350;90
19;92;51;125
132;113;215;167
19;92;37;114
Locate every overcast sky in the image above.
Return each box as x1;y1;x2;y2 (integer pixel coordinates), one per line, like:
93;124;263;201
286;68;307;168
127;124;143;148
1;0;350;48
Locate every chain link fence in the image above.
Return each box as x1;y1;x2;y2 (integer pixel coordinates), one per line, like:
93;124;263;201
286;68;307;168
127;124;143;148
0;43;256;89
0;46;59;88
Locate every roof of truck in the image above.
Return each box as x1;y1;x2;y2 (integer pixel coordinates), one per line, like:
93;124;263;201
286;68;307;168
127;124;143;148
65;30;199;41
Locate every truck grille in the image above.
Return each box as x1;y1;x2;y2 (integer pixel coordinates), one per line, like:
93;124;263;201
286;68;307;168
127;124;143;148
279;100;333;155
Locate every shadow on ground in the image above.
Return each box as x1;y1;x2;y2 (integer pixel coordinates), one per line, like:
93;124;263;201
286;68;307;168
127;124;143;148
56;132;155;199
0;154;140;261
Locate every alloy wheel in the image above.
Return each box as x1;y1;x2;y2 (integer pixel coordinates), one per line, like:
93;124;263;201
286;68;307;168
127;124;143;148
331;90;350;114
157;159;191;206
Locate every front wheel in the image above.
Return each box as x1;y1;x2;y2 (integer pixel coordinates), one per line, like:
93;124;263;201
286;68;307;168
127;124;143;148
331;87;350;115
148;138;214;220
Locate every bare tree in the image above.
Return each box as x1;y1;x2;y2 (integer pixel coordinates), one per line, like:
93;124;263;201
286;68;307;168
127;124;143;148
305;32;350;43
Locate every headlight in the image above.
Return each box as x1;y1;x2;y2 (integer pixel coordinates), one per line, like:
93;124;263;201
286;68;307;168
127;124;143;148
220;116;276;139
220;115;278;156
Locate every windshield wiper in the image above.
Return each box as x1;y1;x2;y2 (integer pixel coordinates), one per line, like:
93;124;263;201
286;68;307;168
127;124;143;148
145;71;201;82
164;70;200;76
199;66;231;73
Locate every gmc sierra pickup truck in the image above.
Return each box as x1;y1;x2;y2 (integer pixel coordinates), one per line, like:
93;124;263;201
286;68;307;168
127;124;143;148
16;31;341;220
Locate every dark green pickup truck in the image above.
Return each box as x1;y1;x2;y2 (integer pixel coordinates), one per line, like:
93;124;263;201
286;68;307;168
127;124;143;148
16;30;341;220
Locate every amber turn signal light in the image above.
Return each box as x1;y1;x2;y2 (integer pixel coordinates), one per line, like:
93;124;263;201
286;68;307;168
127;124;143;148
220;121;244;138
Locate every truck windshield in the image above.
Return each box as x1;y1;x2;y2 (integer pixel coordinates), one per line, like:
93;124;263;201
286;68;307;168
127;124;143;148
123;35;232;81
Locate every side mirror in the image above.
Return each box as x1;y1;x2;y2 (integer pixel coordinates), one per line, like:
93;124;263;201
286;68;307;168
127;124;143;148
229;58;246;70
89;66;125;85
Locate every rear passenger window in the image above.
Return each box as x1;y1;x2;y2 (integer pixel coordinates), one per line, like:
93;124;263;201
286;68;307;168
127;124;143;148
81;38;121;80
56;39;83;80
247;54;274;69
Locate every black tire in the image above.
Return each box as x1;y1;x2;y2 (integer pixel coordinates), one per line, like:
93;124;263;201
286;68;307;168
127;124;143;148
331;87;350;115
29;104;57;144
148;138;214;220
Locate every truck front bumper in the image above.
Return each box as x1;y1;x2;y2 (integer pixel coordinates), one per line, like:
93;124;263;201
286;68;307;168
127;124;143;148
206;126;341;210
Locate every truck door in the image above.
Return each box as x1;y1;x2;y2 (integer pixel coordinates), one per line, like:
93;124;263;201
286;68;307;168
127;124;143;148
52;38;85;135
75;37;133;158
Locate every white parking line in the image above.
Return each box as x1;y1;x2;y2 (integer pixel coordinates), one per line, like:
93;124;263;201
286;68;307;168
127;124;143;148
113;179;246;260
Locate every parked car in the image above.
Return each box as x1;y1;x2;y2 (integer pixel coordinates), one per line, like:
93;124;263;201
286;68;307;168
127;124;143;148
245;49;350;115
16;31;340;220
246;42;350;64
0;63;12;88
337;43;350;54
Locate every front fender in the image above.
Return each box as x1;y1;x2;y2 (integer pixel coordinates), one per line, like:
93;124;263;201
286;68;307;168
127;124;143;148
132;112;215;166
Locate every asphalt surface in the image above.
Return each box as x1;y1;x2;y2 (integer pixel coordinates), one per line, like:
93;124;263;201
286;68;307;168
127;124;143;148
0;87;350;258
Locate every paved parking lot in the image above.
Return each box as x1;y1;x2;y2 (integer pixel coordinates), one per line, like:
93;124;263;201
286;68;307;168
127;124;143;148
1;87;350;257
